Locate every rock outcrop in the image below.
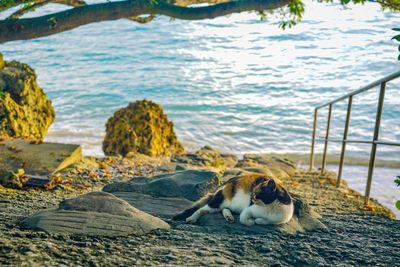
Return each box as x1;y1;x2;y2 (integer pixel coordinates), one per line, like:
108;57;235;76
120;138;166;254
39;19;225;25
171;146;238;169
236;154;297;179
103;100;184;157
0;55;55;140
20;192;170;237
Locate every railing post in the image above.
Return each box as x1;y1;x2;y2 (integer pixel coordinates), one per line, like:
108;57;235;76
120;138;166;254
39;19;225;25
337;96;353;187
365;82;386;205
309;108;318;171
321;104;332;175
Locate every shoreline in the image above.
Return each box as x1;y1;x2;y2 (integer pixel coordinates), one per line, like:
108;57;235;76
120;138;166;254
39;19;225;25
269;153;400;169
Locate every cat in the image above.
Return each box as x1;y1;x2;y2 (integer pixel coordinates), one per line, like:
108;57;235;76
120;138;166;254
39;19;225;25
173;174;294;226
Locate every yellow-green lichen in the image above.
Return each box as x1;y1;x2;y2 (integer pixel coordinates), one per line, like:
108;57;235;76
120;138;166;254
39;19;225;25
0;56;55;140
103;100;184;157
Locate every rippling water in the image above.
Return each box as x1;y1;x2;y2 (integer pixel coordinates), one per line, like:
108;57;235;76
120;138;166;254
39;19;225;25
1;1;399;214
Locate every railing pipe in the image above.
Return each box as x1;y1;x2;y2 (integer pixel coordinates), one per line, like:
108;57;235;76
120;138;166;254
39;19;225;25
337;96;352;187
365;82;386;205
310;70;400;207
320;104;332;175
309;108;318;171
316;70;400;109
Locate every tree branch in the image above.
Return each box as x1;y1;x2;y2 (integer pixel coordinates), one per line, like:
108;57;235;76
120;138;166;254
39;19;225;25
0;0;290;43
128;14;156;23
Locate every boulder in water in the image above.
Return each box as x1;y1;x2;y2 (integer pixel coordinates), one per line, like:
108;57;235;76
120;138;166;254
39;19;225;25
103;99;184;157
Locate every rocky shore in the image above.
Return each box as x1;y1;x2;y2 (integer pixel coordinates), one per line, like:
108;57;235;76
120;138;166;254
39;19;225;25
1;149;399;266
0;55;398;266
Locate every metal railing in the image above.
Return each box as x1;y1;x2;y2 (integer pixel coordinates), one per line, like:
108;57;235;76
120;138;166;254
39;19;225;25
309;70;400;205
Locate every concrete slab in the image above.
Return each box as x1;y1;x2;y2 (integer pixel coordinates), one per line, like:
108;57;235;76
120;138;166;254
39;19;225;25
0;139;82;176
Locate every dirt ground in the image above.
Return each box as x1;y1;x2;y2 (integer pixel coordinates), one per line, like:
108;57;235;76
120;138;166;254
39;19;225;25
0;156;399;266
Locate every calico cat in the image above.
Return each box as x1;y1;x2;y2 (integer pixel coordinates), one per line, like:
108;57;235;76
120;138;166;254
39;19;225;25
173;174;294;226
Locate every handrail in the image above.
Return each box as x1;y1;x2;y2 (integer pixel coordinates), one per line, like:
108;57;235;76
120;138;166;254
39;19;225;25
315;69;400;109
309;70;400;205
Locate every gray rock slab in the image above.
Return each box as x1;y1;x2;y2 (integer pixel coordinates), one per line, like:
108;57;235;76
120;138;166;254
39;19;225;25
111;192;193;218
0;139;82;176
103;170;221;201
20;192;170;237
236;154;297;179
112;190;325;234
172;195;326;234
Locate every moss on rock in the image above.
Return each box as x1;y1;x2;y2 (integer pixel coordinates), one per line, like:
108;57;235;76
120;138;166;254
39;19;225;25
103;100;184;157
0;55;55;140
0;54;4;70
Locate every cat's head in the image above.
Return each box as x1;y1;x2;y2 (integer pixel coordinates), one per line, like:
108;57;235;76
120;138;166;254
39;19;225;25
252;178;291;205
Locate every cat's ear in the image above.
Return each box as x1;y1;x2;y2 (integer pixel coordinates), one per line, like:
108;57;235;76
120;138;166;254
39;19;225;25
267;179;276;189
276;188;291;205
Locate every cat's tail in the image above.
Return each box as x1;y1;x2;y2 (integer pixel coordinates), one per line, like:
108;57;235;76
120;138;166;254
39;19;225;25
172;193;213;221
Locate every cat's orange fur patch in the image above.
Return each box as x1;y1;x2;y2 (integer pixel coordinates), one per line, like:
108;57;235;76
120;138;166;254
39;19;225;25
222;174;271;200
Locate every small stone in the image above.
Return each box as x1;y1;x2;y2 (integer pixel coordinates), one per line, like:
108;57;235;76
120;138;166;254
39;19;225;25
256;245;273;253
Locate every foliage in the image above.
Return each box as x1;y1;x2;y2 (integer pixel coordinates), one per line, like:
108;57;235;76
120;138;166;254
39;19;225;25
396;176;400;187
392;28;400;60
279;0;305;29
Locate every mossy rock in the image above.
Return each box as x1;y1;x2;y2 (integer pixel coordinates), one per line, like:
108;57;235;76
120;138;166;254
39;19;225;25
0;53;4;70
0;57;55;140
103;100;184;157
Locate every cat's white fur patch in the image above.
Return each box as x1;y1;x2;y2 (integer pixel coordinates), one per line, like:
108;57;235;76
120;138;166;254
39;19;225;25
221;189;251;213
186;186;294;226
240;200;294;225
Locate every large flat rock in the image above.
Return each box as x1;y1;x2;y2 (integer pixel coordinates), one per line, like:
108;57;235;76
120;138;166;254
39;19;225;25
112;191;326;234
112;192;193;218
103;170;221;201
172;195;326;234
236;154;297;179
20;192;170;237
0;139;82;175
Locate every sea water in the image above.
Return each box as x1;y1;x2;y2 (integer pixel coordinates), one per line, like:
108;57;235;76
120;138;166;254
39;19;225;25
1;0;399;216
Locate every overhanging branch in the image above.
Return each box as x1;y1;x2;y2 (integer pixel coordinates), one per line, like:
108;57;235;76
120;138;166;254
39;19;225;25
0;0;290;43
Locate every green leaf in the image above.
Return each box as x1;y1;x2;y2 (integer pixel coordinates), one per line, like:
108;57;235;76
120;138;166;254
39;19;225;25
395;176;400;186
398;54;400;61
391;34;400;41
396;200;400;210
393;28;400;32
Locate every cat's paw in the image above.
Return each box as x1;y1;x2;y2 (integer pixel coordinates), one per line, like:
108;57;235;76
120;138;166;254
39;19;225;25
186;216;198;224
222;209;235;223
255;218;269;225
241;218;255;226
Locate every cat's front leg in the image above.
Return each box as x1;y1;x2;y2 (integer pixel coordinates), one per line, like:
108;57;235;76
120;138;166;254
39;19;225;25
254;218;270;225
239;207;255;226
222;208;234;223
